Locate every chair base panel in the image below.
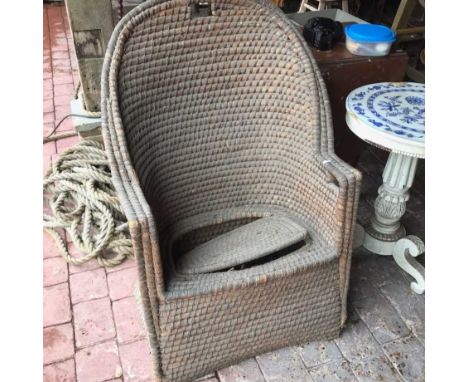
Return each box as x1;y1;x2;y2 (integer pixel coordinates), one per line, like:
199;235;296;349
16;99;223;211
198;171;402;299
154;257;342;382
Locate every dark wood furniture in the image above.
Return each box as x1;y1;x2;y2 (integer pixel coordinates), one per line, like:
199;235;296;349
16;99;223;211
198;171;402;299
311;43;408;165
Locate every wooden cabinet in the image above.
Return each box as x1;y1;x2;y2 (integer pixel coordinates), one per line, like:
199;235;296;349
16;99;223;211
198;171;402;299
311;43;408;165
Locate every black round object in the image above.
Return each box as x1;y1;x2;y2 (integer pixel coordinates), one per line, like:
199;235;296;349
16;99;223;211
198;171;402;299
303;17;343;51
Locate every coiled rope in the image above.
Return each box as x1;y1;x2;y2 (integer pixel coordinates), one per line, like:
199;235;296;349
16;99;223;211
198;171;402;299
43;139;133;267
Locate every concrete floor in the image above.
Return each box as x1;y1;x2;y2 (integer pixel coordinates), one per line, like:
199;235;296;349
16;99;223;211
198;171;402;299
43;3;425;381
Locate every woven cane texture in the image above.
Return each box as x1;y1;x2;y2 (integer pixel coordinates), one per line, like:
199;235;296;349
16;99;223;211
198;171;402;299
101;0;361;381
160;260;341;381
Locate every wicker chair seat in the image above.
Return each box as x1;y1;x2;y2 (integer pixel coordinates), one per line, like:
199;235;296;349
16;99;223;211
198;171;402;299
166;232;338;297
176;214;307;274
163;206;339;297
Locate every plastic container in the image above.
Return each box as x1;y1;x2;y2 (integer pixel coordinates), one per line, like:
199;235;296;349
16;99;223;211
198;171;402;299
344;24;396;56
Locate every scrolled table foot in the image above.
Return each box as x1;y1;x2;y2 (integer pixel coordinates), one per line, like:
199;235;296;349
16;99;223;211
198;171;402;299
392;235;425;294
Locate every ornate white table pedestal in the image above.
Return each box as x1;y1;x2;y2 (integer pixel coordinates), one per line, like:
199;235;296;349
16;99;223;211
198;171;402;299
346;82;425;294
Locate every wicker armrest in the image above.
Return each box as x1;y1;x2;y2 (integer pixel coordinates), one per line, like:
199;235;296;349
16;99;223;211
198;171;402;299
315;153;361;325
303;155;354;243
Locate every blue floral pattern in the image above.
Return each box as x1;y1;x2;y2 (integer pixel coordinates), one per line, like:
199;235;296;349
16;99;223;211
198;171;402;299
346;82;425;142
405;96;424;106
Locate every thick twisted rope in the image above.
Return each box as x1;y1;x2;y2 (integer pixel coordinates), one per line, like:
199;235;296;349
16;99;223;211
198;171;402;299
43;139;133;267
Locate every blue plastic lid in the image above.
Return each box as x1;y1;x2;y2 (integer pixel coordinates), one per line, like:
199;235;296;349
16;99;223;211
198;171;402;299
345;24;396;43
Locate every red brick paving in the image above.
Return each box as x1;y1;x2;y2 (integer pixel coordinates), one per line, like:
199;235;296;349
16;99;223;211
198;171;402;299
56;135;80;153
43;143;56;162
44;283;71;327
44;257;69;287
44;99;54;113
43;358;76;382
68;257;101;275
56;116;74;133
119;340;154;382
106;257;137;273
75;341;121;382
53;83;74;97
43;87;54;101
43;323;75;365
43;111;55;124
44;155;51;177
54;104;72;121
43;5;156;380
43;230;62;259
73;297;116;348
107;266;138;301
67;243;101;274
113;297;146;344
70;268;108;304
44;122;55;136
43;79;53;92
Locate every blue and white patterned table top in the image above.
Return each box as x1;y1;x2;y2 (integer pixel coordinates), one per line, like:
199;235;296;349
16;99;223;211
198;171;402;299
346;82;425;157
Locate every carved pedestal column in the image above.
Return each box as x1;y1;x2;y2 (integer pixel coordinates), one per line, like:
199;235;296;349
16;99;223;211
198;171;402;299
359;152;425;294
367;152;417;245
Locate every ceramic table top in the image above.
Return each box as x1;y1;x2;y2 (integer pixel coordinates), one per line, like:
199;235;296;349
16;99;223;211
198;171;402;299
345;82;425;158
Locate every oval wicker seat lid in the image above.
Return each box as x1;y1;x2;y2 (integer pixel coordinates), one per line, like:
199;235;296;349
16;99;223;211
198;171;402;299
177;216;308;274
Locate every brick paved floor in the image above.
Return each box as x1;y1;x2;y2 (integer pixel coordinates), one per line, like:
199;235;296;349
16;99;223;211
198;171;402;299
43;3;425;381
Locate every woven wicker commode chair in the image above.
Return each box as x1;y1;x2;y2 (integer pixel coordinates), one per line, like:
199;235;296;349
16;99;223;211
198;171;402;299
102;0;360;380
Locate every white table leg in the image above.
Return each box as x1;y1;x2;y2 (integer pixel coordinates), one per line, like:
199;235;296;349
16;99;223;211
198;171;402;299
358;152;425;294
